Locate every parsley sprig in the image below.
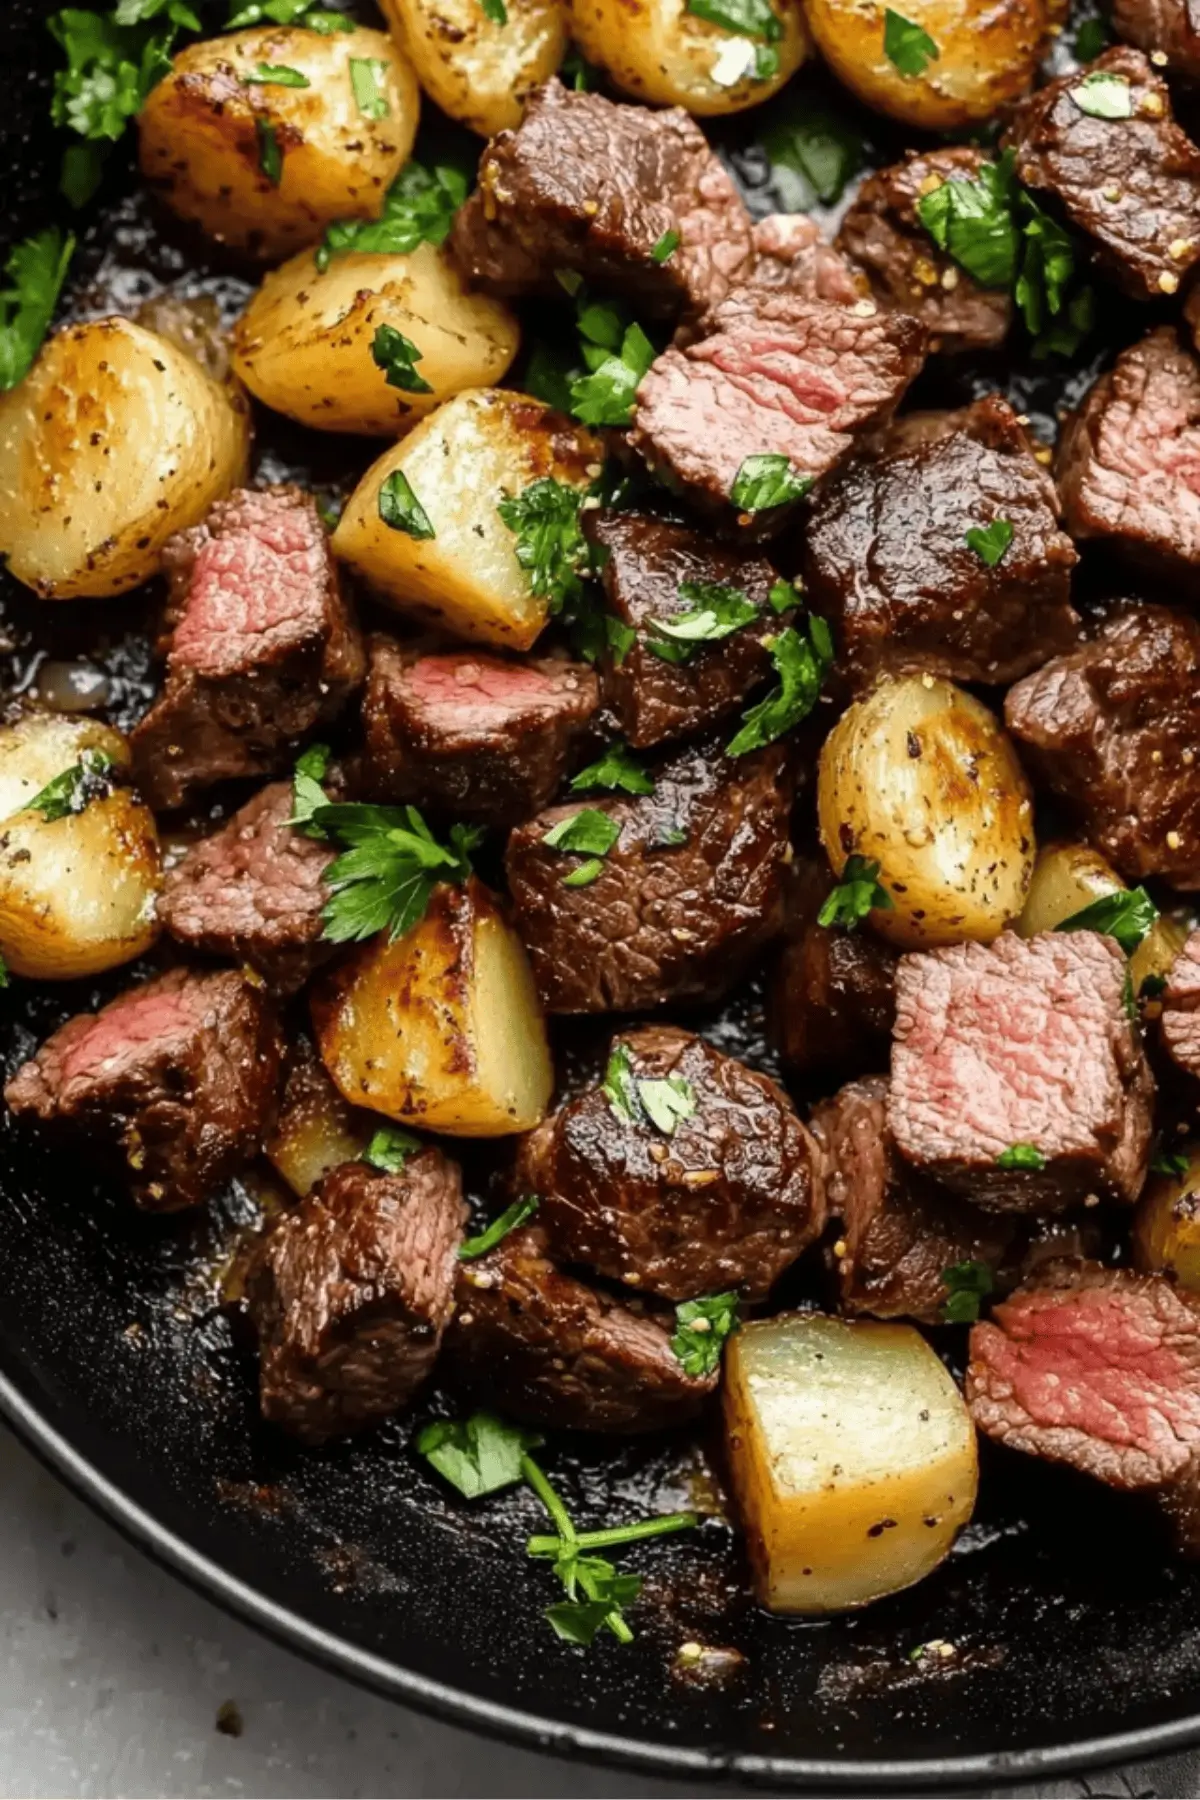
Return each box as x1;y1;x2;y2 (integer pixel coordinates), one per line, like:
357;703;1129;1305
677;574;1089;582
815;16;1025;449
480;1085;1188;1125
497;478;590;614
371;324;432;394
883;8;938;76
0;229;75;391
1056;887;1158;955
49;4;193;206
942;1260;994;1324
458;1194;540;1262
364;1126;422;1174
726;616;833;757
570;741;654;797
818;855;893;931
646;582;759;665
671;1293;739;1377
315;158;468;270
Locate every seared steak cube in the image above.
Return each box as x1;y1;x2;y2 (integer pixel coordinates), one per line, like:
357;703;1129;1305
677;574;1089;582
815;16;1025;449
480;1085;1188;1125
1112;0;1200;81
517;1025;822;1302
447;1225;715;1432
448;80;753;319
505;739;791;1013
361;636;597;824
1056;328;1200;588
1005;604;1200;887
158;781;335;994
1002;47;1200;302
889;932;1154;1211
245;1153;466;1443
131;486;365;810
837;148;1015;354
583;511;788;750
812;1075;1018;1324
802;396;1080;689
768;864;897;1080
1161;928;1200;1082
5;968;284;1212
631;291;926;536
745;214;865;308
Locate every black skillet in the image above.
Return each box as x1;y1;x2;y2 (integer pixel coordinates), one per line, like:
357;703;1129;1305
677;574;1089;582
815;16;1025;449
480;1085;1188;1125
4;0;1200;1786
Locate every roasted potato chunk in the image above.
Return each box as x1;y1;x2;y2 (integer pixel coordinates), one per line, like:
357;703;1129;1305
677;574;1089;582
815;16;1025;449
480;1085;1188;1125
231;244;520;435
265;1042;376;1198
0;317;250;601
332;387;601;650
138;25;419;260
1134;1148;1200;1290
378;0;566;136
1015;840;1123;938
311;877;553;1135
564;0;807;114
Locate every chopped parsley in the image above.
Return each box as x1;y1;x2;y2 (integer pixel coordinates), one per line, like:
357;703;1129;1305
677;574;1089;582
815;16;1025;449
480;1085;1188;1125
242;62;310;85
315;158;468;269
685;0;781;75
48;4;189;206
818;855;893;931
1056;887;1158;955
570;320;655;428
964;518;1014;567
570;742;654;797
637;1076;696;1137
295;800;482;944
731;454;812;515
646;582;759;664
479;0;507;18
605;616;637;666
371;324;433;394
227;1;354;23
542;809;621;887
602;1042;641;1126
761;94;865;209
769;578;800;614
289;741;331;837
363;1125;422;1174
256;116;283;185
916;151;1020;288
1152;1145;1191;1179
459;1194;539;1261
349;55;390;118
942;1260;994;1325
378;468;435;539
417;1412;542;1500
671;1292;739;1377
882;8;939;76
560;43;599;88
1070;70;1132;119
995;1143;1045;1171
26;748;115;822
651;229;680;264
726;616;833;757
0;228;74;391
497;478;589;614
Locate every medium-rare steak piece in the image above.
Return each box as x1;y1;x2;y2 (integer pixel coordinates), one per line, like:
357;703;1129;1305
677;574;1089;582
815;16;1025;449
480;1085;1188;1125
802;397;1079;690
836;149;1015;354
745;214;865;308
1005;603;1200;887
767;866;897;1080
131;486;365;810
245;1153;466;1443
448;79;753;319
5;968;284;1211
505;739;791;1013
1161;929;1200;1081
360;636;597;824
630;291;926;536
158;781;335;993
889;932;1155;1211
582;510;788;750
1002;47;1200;301
967;1263;1200;1489
446;1225;715;1432
812;1076;1018;1324
517;1025;821;1302
1055;328;1200;588
1112;0;1200;81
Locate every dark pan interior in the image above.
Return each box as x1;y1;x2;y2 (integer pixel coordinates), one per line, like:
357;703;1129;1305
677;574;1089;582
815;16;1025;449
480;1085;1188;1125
5;0;1200;1785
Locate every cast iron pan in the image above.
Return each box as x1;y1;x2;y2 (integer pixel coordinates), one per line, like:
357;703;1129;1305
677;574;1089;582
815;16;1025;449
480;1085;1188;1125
4;0;1200;1786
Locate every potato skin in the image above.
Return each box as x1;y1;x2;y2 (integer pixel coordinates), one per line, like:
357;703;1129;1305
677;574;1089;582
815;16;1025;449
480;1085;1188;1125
1133;1150;1200;1289
138;25;419;260
802;0;1046;130
566;0;807;113
0;317;250;602
1015;840;1122;939
817;674;1035;949
378;0;566;136
231;244;520;435
332;387;601;650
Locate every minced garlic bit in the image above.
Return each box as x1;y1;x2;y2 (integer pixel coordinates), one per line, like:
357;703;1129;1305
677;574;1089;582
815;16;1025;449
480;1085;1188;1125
1168;830;1183;850
677;1641;704;1665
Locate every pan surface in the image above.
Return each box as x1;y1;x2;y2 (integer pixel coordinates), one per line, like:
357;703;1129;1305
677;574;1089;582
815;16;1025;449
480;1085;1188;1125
4;0;1200;1786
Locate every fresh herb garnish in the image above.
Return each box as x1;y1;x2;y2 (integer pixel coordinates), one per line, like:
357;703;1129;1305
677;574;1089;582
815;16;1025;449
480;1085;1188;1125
570;321;655;428
1056;887;1158;955
685;0;781;57
916;151;1020;288
731;454;812;515
0;953;9;990
1073;15;1108;59
315;158;468;269
417;1412;543;1499
1016;194;1076;336
349;55;390;117
25;748;115;822
1152;1145;1191;1179
645;583;758;664
1070;70;1132;118
256;116;283;184
364;1125;422;1173
818;855;893;931
570;742;655;797
459;1195;539;1262
605;616;637;666
651;229;680;264
297;801;482;943
48;5;188;206
768;578;800;614
883;7;938;76
289;741;331;837
942;1260;994;1324
243;61;310;84
560;42;599;87
227;0;354;23
761;95;864;209
497;478;589;614
638;1076;696;1137
371;323;433;394
671;1292;739;1377
602;1042;641;1125
479;0;508;19
964;518;1014;567
541;809;621;887
378;468;435;539
995;1143;1045;1171
726;617;833;757
0;229;74;391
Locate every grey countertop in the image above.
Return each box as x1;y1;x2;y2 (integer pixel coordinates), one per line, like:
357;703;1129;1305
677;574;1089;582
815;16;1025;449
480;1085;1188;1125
1;1422;1197;1800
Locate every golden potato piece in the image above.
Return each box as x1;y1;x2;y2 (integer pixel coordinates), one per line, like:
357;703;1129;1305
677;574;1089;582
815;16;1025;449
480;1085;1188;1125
138;25;419;260
566;0;808;114
0;316;250;601
1015;840;1123;939
1134;1148;1200;1290
231;243;520;435
266;1042;376;1198
378;0;566;136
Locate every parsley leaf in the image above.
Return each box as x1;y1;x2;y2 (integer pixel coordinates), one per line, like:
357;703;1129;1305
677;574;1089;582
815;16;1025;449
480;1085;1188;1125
363;1125;422;1173
349;55;390;118
1152;1145;1191;1178
942;1260;994;1324
371;323;433;394
638;1076;696;1136
316;158;468;269
302;802;482;943
685;0;780;43
762;95;865;209
542;809;622;867
671;1292;739;1377
256;116;283;185
1070;70;1133;118
26;748;115;822
0;229;74;391
769;578;800;614
378;469;435;539
651;229;680;263
115;0;198;21
459;1194;539;1261
243;61;310;85
1016;194;1076;334
49;5;182;199
605;616;636;666
228;0;355;22
523;339;580;413
560;42;599;87
1056;887;1158;955
818;855;893;931
570;742;654;797
995;1143;1045;1171
417;1412;543;1500
883;8;939;75
646;582;759;665
964;518;1014;567
726;617;833;757
289;741;331;838
730;454;812;514
570;321;655;427
497;478;589;614
916;151;1019;288
602;1042;641;1126
480;0;508;19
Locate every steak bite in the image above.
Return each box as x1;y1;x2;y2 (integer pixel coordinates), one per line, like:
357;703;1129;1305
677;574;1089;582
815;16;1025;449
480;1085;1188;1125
1112;0;1200;82
1161;929;1200;1082
448;79;753;319
131;486;365;810
1002;47;1200;302
745;213;865;308
836;148;1016;354
1055;328;1200;588
582;510;789;750
801;397;1079;690
812;1075;1018;1324
505;739;792;1013
518;1026;822;1302
5;968;284;1212
158;781;335;993
361;637;598;824
1005;604;1200;888
446;1225;715;1432
889;932;1155;1212
245;1153;466;1444
767;866;897;1081
630;291;926;535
